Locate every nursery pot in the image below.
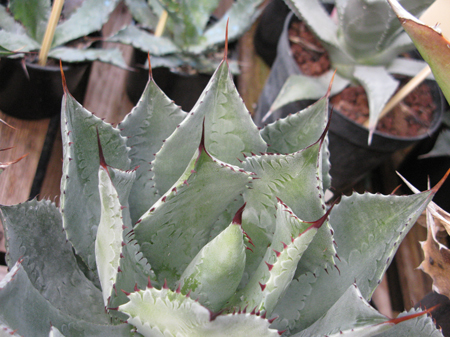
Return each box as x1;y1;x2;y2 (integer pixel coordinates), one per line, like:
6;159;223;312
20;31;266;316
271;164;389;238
255;12;443;192
126;49;211;112
0;58;91;119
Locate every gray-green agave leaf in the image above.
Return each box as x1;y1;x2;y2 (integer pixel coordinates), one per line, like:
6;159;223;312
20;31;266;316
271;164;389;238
270;0;435;142
109;0;264;73
0;0;128;67
0;45;444;336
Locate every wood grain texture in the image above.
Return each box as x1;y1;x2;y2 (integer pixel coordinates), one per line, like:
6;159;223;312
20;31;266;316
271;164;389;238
395;223;432;309
83;2;134;124
237;19;271;115
38;128;62;205
0;112;50;253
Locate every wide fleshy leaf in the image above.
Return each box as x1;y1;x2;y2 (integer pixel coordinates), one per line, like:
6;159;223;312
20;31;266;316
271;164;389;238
241;141;335;283
160;0;222;48
123;0;162;29
284;0;338;48
60;90;130;271
0;30;40;52
376;308;444;337
266;71;349;120
293;283;441;337
118;72;187;222
0;199;108;324
293;283;388;336
336;0;432;62
260;95;331;190
272;190;434;334
261;96;329;154
47;47;129;68
94;163;154;321
152;60;266;196
187;0;265;54
95;166;134;307
232;200;327;316
387;57;433;78
388;0;450;105
0;4;27;34
420;129;450;158
108;25;179;56
9;0;49;43
119;286;280;337
177;206;247;312
0;261;135;337
352;65;399;144
134;139;252;287
53;0;121;47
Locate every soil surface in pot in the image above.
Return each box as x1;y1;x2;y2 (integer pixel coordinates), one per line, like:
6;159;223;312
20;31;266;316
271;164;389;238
289;18;436;138
289;20;330;76
330;82;436;137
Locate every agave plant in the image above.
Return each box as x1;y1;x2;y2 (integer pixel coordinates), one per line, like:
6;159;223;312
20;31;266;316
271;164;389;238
0;0;128;68
108;0;263;73
261;0;435;143
0;42;445;335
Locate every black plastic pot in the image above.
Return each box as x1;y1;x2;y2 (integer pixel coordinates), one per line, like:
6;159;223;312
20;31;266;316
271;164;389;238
126;49;211;112
254;12;443;192
0;58;91;119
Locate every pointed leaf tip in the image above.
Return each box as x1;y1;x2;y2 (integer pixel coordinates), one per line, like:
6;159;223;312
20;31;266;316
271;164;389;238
224;18;229;62
384;304;440;325
59;59;68;94
431;168;450;194
232;203;246;225
147;53;153;79
307;199;336;230
326;69;337;98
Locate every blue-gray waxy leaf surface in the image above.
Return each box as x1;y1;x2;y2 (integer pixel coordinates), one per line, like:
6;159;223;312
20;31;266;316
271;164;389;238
0;51;443;336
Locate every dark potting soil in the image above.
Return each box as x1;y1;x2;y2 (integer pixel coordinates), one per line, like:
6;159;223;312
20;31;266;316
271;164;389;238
289;18;435;138
330;83;436;137
288;20;330;76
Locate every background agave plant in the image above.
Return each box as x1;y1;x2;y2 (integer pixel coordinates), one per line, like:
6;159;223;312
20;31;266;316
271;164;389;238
260;0;435;143
0;0;128;68
0;44;446;335
108;0;264;73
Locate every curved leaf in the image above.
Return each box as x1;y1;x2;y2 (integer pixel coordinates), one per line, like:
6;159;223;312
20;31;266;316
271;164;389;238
152;60;266;196
177;211;247;312
119;74;187;222
9;0;49;42
0;261;135;337
388;0;450;105
47;47;129;68
0;199;108;324
119;286;280;337
268;71;349;118
352;65;399;144
60;91;130;271
232;200;326;316
134;140;251;287
242;142;335;283
53;0;121;47
272;190;434;334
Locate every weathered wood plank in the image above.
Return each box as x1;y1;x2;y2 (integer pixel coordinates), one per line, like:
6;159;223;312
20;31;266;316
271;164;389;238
395;223;432;309
83;2;134;123
237;19;271;115
0;112;49;253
